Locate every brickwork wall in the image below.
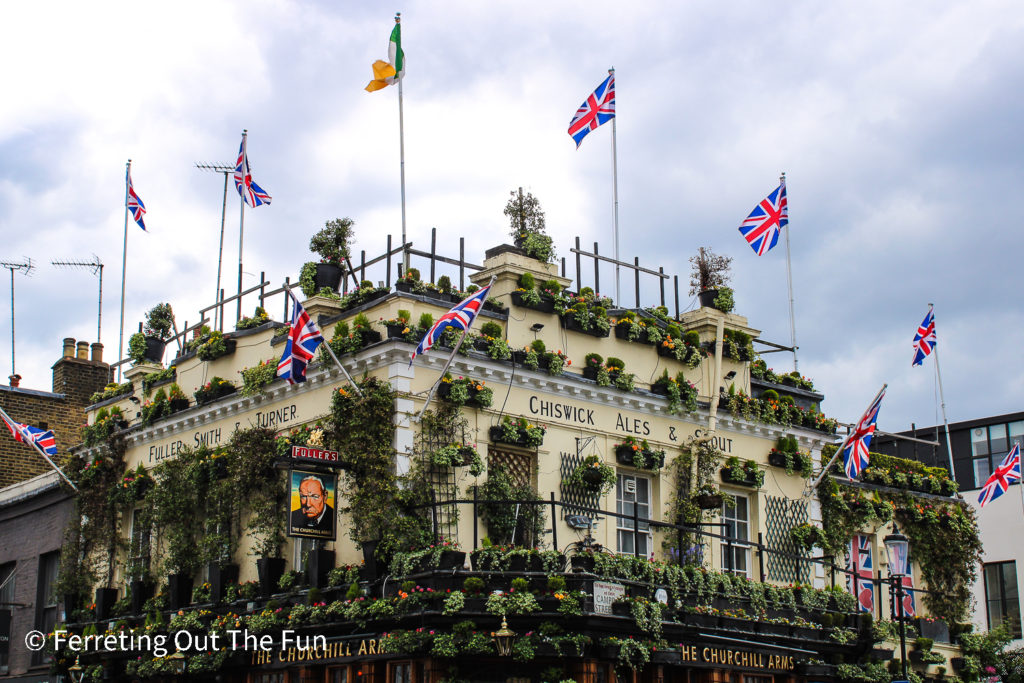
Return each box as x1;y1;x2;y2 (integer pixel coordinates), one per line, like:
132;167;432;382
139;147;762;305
0;481;74;678
0;341;111;489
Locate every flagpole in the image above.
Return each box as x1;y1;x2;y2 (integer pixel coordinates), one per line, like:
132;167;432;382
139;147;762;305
929;303;956;475
117;159;131;382
214;170;229;330
281;283;362;396
414;276;497;421
396;13;409;273
237;129;248;324
610;67;620;305
0;405;77;491
810;383;888;489
781;172;798;373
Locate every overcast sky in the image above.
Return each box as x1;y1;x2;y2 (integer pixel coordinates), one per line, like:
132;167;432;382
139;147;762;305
1;1;1021;435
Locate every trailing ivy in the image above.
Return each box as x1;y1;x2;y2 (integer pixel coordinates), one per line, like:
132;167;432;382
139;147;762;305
817;446;982;624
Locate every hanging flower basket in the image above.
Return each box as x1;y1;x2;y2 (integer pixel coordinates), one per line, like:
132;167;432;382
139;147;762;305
694;493;723;509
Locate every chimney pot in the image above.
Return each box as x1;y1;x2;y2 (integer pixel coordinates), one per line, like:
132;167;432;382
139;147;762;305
76;341;89;359
8;374;20;387
91;342;103;363
63;338;75;358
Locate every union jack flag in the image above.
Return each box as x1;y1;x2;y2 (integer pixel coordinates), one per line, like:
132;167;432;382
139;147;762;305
568;73;615;148
912;306;936;367
842;385;886;479
978;443;1021;508
1;412;58;457
897;575;917;618
847;534;874;612
126;167;147;231
738;182;788;255
234;133;272;207
277;298;324;384
410;284;492;365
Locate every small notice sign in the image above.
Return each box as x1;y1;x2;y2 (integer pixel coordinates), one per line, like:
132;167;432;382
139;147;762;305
592;581;626;615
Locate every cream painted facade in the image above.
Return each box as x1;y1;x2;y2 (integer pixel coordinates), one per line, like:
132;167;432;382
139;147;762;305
83;249;890;600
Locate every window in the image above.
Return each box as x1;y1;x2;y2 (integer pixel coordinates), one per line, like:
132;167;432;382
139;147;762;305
1;562;14;674
128;509;151;582
984;561;1021;638
616;474;651;557
293;537;317;571
32;552;60;666
391;662;412;683
329;667;349;683
722;495;750;576
971;421;1024;487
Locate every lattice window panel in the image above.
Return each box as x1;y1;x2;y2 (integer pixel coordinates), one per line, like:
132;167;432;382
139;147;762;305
418;412;467;543
486;448;534;489
764;495;810;583
559;451;600;518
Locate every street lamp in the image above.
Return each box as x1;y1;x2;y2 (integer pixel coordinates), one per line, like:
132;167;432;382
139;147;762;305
491;617;516;656
884;528;911;681
168;650;187;675
67;656;85;683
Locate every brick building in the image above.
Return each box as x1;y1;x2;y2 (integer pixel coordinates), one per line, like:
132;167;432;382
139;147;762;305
0;339;111;488
0;471;74;681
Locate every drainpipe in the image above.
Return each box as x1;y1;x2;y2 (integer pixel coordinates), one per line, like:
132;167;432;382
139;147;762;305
707;314;725;434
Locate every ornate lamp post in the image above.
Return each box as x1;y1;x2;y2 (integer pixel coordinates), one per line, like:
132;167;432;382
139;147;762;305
491;617;516;657
168;650;187;675
884;528;911;681
67;656;85;683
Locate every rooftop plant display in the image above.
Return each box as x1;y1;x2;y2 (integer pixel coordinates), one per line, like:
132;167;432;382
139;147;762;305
689;246;732;295
505;187;555;263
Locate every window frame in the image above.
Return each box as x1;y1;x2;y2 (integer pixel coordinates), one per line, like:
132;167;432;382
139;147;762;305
983;560;1022;638
615;473;652;558
721;492;751;577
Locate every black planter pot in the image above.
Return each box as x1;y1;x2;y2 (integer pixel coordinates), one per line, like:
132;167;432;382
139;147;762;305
359;330;383;346
360;540;382;580
909;650;925;663
313;263;344;293
489;425;531;448
570;554;595;572
307;549;335;588
560;314;610;337
167;573;193;610
510;291;556;314
208;563;239;604
581;467;604;489
395;280;416;293
62;593;81;620
582;366;600;381
950;657;966;672
256;558;286;598
385;323;408;339
473;338;491;353
614;325;632;340
698;289;719;308
94;587;118;621
508;555;528;572
768;450;789;468
143;336;167;363
721;468;761;488
438;550;466;570
694;493;724;509
130;580;154;615
168;397;189;413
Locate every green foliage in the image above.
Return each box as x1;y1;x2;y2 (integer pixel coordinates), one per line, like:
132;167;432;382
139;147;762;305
506;188;555;262
240;359;278;396
518;272;535;290
480;464;547;546
479;321;502;338
144;303;175;340
309;217;354;265
325;378;401;547
299;262;318;298
565;454;616;494
418;312;434;329
236;306;270;330
196;330;230;361
127;332;149;365
713;286;735;313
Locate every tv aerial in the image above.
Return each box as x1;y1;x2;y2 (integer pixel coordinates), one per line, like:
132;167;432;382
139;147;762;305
52;256;104;344
0;258;34;379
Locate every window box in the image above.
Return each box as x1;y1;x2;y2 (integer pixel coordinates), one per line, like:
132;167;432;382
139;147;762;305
560;313;610;338
721;468;762;488
511;291;555;313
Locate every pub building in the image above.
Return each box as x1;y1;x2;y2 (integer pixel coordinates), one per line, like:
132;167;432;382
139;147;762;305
56;240;975;683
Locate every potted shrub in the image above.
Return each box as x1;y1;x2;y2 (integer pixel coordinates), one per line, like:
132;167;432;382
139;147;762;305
302;218;354;296
128;303;175;365
583;353;603;381
194;377;236;405
505;188;555;263
395;267;423;293
167;383;189;412
689;247;733;308
721;456;765;488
